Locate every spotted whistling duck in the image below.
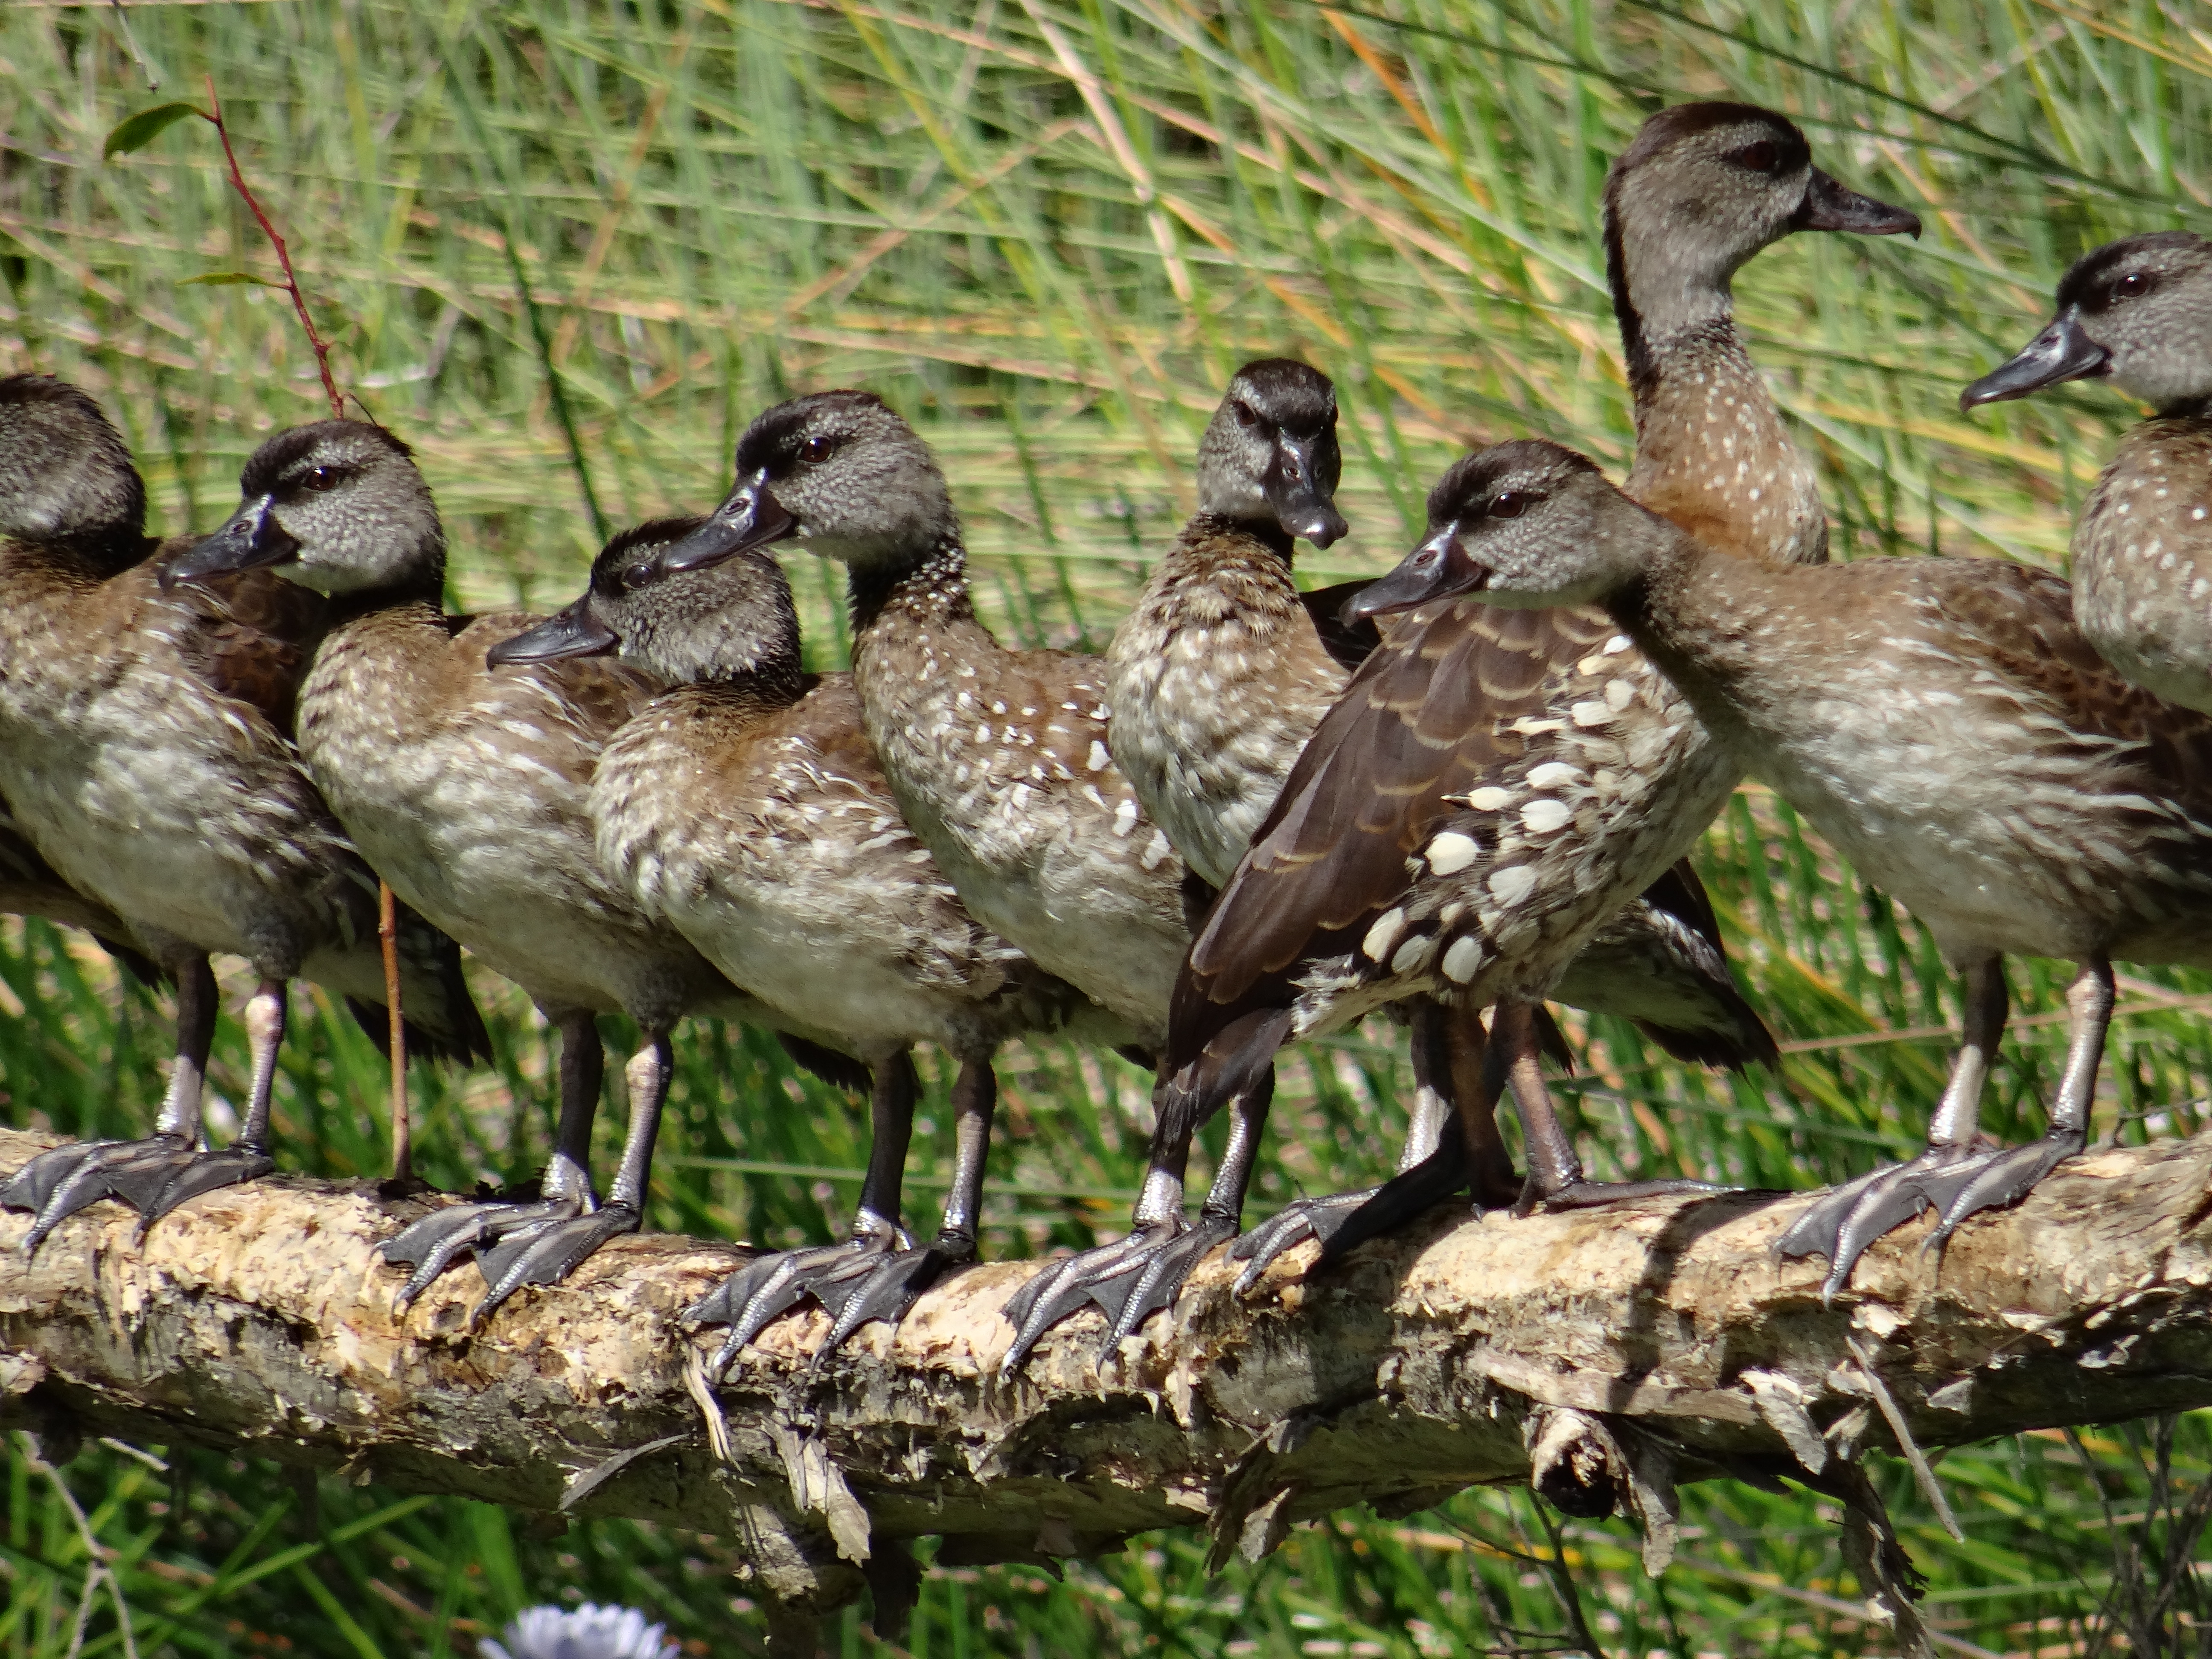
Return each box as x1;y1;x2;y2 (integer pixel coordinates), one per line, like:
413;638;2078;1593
0;377;488;1249
164;424;844;1324
1367;436;2212;1295
649;392;1275;1368
1167;103;1915;1280
1964;231;2212;715
1109;357;1783;1275
496;521;1113;1359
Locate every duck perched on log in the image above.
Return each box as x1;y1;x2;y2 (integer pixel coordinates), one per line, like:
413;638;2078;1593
1167;104;1914;1276
1107;356;1789;1268
1373;437;2212;1296
1963;231;2212;715
649;392;1261;1368
0;378;487;1249
165;425;840;1323
496;521;1111;1359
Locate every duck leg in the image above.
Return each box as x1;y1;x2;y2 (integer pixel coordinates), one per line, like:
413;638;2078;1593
1496;998;1721;1215
6;955;218;1240
689;1051;921;1367
1232;999;1516;1289
1001;1069;1272;1370
1779;956;2017;1298
467;1027;674;1326
122;977;285;1228
1926;958;2107;1245
815;1054;1001;1353
381;1007;604;1309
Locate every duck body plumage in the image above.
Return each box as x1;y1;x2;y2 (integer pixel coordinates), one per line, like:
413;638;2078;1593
2069;412;2212;716
1639;547;2212;968
296;598;738;1030
1106;514;1347;891
852;542;1176;1049
0;538;478;1036
592;670;1103;1057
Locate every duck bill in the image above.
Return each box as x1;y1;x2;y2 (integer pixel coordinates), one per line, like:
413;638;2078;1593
159;495;298;590
660;476;797;575
1959;310;2111;410
485;595;617;667
1264;435;1350;548
1344;525;1483;623
1793;168;1921;239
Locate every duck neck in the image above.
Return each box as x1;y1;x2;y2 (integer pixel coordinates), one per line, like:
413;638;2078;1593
1610;220;1825;566
1604;526;1773;731
323;570;446;630
848;530;987;642
2155;395;2212;423
1204;513;1296;563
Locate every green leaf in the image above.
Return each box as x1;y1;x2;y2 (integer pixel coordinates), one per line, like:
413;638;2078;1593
178;271;282;288
102;101;206;160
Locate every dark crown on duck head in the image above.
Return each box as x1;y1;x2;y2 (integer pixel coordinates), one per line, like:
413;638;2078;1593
1604;103;1920;383
655;391;957;584
0;374;148;562
1962;232;2212;414
165;418;443;599
1348;439;1665;620
488;515;806;693
1194;358;1349;548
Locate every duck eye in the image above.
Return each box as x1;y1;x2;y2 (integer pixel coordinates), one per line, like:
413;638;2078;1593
300;466;343;493
623;562;656;590
797;435;836;466
1729;139;1780;174
1487;491;1531;520
2115;271;2154;299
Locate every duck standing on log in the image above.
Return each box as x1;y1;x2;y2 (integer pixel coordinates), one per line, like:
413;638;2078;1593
0;377;489;1248
1105;356;1790;1274
646;391;1267;1368
1165;104;1915;1281
495;521;1115;1360
1360;437;2212;1298
1963;231;2212;715
164;424;853;1324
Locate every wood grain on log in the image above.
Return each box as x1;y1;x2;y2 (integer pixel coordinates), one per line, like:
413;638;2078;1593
4;1123;2211;1623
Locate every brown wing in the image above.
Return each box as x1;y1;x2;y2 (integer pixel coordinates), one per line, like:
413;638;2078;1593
1169;598;1620;1067
1929;561;2212;843
147;538;329;733
454;611;663;780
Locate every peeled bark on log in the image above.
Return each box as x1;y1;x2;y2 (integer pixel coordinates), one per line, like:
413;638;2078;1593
5;1124;2212;1633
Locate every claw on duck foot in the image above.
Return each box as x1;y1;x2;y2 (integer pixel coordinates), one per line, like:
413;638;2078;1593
999;1213;1237;1373
468;1202;641;1328
381;1195;584;1312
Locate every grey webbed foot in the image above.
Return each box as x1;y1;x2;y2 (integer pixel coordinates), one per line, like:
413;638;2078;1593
1926;1128;2084;1250
3;1139;123;1219
1778;1147;1984;1301
690;1224;919;1367
380;1195;584;1311
17;1133;201;1253
469;1202;642;1327
1000;1213;1237;1370
129;1142;276;1233
815;1238;971;1354
1230;1187;1384;1292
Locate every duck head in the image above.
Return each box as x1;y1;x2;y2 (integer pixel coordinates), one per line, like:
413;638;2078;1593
1348;440;1661;619
488;515;803;690
0;374;148;565
163;419;445;599
1606;103;1919;354
1962;232;2212;415
1194;358;1348;548
654;391;954;581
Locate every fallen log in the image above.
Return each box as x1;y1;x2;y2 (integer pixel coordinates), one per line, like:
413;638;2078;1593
4;1124;2211;1652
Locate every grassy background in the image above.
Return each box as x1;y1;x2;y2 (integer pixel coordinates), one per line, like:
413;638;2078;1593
4;0;2212;1652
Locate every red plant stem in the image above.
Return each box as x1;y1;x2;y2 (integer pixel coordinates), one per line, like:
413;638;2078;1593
203;78;410;1176
202;78;342;421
